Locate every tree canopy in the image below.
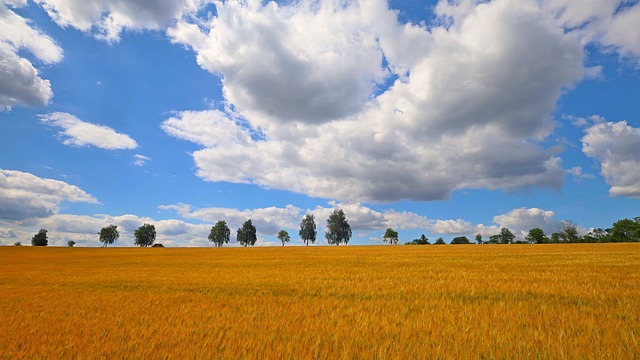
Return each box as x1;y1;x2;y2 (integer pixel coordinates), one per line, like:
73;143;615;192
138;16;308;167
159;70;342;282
499;228;515;244
277;230;290;246
383;228;399;245
451;236;471;244
525;228;547;244
299;213;317;246
209;220;230;247
325;209;352;246
99;224;119;247
237;219;257;247
31;229;48;246
134;224;156;247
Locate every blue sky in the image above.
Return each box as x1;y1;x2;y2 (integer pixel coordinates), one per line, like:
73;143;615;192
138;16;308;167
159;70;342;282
1;0;639;247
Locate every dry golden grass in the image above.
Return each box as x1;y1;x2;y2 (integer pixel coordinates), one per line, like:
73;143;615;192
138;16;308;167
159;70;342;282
1;244;639;359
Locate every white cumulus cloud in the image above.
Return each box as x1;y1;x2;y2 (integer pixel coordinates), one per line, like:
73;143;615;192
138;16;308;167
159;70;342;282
39;112;138;150
164;0;584;202
0;1;63;110
34;0;208;42
582;119;640;198
0;169;98;221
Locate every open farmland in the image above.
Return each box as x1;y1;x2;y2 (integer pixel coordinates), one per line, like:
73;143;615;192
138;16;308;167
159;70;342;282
1;244;639;359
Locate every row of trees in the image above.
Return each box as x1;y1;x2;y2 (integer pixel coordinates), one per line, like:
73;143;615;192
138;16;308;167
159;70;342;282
402;217;640;245
208;210;352;247
25;209;353;248
25;212;639;247
29;224;158;247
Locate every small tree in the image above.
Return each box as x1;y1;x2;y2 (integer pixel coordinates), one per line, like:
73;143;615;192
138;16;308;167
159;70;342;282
99;224;119;247
31;229;48;246
209;220;230;247
277;230;290;246
382;228;399;245
237;219;257;247
451;236;471;244
325;209;352;246
14;241;22;246
525;228;547;244
499;227;515;244
434;237;446;245
134;224;156;247
67;240;76;247
475;234;483;244
558;220;580;243
299;213;317;246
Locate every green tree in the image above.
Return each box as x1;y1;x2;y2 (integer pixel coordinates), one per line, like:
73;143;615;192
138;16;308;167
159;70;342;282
325;209;352;246
237;219;257;247
451;236;471;244
209;220;230;247
277;230;290;246
475;233;483;244
525;228;547;244
610;218;640;242
558;220;580;243
499;227;515;244
434;237;446;245
67;240;76;247
299;213;317;246
549;232;561;243
134;224;156;247
382;228;399;245
14;241;22;246
31;229;48;246
488;235;500;244
99;224;119;247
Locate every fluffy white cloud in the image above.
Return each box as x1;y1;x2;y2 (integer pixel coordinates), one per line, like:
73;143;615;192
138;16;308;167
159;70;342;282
0;169;98;221
165;0;584;202
541;0;640;60
169;0;390;124
34;0;208;42
39;112;138;149
161;110;252;148
0;2;62;110
493;207;561;235
582;119;640;198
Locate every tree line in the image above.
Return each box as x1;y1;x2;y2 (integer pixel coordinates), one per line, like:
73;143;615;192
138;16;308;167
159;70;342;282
403;217;640;245
21;211;639;247
24;209;352;248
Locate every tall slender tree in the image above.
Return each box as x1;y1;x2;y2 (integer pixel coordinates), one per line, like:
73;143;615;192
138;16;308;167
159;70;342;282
237;219;257;247
299;213;317;246
325;209;352;246
209;220;230;247
475;233;483;244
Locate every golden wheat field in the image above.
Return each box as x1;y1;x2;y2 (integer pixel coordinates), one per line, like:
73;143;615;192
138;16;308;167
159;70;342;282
1;244;639;359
